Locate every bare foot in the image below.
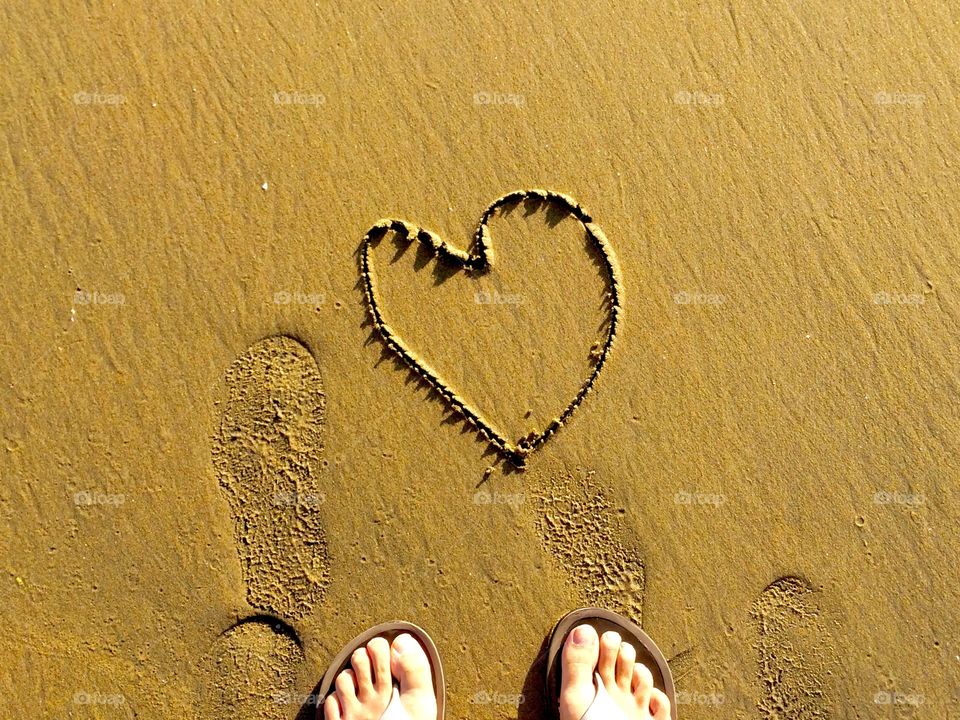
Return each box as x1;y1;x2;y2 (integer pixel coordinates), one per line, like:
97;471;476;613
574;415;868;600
559;624;671;720
322;634;437;720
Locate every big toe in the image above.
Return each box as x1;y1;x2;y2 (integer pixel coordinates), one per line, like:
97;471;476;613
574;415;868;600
390;633;437;720
559;625;600;720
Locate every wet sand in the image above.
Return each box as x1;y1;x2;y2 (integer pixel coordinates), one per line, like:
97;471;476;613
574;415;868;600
2;1;959;718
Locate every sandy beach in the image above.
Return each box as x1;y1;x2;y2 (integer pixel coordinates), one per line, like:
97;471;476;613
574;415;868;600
2;1;959;718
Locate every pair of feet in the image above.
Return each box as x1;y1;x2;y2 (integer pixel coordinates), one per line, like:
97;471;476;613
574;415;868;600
321;624;671;720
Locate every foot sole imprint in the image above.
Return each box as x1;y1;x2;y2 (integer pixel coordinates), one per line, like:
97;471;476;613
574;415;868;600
533;470;645;623
212;335;330;620
752;576;839;719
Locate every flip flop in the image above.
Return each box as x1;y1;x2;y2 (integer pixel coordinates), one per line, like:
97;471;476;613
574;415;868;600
545;607;677;720
317;621;445;720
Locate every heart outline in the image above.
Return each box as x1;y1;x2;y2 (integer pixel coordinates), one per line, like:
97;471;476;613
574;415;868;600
359;189;623;467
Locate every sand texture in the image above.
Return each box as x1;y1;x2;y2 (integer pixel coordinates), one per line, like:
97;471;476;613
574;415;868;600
2;1;959;719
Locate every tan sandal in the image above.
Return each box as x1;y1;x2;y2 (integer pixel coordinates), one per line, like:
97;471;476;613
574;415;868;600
317;621;445;720
545;607;677;720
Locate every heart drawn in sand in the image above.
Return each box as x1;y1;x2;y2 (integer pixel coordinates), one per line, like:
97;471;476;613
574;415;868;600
359;189;623;467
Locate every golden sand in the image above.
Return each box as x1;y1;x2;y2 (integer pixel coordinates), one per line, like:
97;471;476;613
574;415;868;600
1;1;958;718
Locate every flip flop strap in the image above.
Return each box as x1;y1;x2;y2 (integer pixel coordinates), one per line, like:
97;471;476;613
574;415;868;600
580;673;621;720
380;687;409;720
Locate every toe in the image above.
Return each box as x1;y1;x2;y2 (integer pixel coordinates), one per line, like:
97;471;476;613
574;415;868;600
351;647;374;700
560;624;599;690
650;688;671;720
367;636;393;694
632;662;653;705
323;694;342;720
335;669;359;711
390;633;434;696
559;625;599;720
597;631;621;686
614;642;636;689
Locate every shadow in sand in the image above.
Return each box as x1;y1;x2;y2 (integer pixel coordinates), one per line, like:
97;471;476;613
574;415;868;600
295;675;323;720
519;633;552;720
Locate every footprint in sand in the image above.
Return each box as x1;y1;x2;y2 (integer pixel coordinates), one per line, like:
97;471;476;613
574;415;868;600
752;576;839;719
532;468;645;623
199;616;305;720
199;336;330;719
516;469;647;719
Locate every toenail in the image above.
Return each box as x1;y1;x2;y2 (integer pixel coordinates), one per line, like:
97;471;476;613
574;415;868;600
393;633;418;655
571;626;593;646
